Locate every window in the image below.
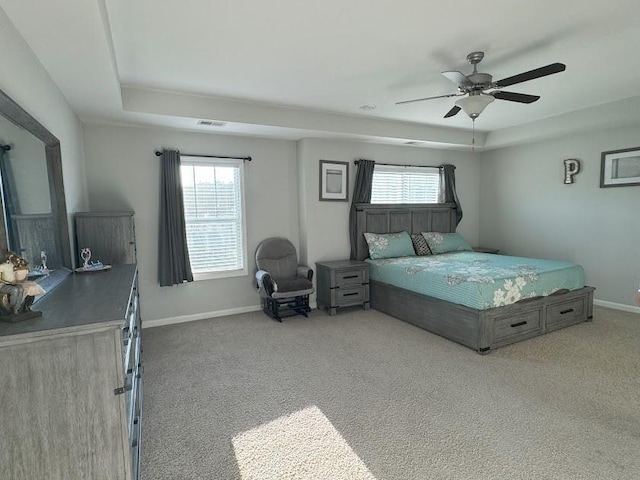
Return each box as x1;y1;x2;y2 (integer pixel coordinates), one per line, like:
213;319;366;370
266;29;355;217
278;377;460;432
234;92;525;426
180;156;247;280
371;164;441;203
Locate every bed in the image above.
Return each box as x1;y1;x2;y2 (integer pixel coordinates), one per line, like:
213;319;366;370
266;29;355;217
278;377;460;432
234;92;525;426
354;203;595;354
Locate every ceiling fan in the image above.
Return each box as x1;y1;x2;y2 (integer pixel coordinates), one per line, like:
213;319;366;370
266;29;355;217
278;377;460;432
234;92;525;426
396;51;566;121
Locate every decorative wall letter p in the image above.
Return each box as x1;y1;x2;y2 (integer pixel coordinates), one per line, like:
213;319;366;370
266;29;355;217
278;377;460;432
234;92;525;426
563;159;580;184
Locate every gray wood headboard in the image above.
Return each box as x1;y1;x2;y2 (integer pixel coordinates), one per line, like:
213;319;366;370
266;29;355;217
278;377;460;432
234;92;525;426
354;203;457;260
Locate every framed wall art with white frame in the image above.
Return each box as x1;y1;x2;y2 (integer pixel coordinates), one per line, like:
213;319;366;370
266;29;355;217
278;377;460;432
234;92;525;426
319;160;349;201
600;147;640;187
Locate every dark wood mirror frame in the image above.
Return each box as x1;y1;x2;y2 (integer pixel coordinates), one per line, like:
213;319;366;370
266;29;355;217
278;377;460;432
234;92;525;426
0;88;71;270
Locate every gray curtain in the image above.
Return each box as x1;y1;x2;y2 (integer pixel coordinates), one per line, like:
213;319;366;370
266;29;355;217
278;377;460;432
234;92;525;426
349;159;375;259
158;149;193;286
440;164;463;226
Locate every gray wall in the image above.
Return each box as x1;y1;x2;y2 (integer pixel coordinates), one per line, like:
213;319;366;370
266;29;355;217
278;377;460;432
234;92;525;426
0;7;88;256
82;124;299;321
297;138;480;303
479;123;640;307
82;128;480;320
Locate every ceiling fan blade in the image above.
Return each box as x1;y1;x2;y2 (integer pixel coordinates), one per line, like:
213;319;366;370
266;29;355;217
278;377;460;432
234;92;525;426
444;105;461;118
491;91;540;104
442;71;473;88
495;63;566;88
395;93;462;105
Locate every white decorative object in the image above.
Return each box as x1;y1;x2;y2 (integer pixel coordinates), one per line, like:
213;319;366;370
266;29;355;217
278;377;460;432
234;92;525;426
40;251;48;270
563;158;580;184
80;248;92;269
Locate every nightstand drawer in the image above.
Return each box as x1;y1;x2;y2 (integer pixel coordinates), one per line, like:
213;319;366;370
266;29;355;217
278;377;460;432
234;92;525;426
331;285;369;307
334;268;368;287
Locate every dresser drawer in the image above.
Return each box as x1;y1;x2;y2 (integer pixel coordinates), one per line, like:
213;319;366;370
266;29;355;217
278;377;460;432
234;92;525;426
333;267;368;287
546;297;585;332
331;285;369;307
123;333;140;378
130;414;142;480
122;297;139;345
493;309;541;343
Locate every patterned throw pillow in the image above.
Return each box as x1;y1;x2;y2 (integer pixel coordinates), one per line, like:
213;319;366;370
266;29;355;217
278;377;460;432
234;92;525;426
421;232;472;254
363;231;416;260
410;234;432;256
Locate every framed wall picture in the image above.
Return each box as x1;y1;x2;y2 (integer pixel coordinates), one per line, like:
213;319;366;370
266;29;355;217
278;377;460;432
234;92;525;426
319;160;349;201
600;147;640;187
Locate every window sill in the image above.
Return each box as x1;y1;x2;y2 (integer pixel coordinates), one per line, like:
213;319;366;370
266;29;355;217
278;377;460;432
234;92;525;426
192;268;248;281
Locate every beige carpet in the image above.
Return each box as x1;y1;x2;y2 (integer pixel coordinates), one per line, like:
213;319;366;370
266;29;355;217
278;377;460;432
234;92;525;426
141;306;640;479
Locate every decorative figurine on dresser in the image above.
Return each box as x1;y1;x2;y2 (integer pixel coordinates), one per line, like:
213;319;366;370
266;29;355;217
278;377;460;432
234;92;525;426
0;252;45;322
74;247;112;273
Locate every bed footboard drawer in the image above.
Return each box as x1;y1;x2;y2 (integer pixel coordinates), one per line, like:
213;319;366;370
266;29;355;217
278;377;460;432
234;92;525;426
546;297;585;332
493;309;542;343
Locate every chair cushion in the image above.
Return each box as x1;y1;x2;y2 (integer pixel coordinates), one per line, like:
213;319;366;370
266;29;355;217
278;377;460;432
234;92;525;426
271;276;314;299
255;238;298;279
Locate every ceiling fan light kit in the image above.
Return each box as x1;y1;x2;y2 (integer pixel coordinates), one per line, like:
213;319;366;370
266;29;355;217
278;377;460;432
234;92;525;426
455;94;494;120
396;51;566;122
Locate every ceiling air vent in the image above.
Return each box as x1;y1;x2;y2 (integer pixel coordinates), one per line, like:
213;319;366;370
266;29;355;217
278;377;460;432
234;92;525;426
197;120;227;127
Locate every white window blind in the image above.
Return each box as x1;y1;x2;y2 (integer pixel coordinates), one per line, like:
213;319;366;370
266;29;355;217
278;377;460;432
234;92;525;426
371;164;441;203
180;156;247;278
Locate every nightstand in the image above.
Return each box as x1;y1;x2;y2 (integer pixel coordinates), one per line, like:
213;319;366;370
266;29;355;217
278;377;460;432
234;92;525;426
473;246;500;254
315;260;370;315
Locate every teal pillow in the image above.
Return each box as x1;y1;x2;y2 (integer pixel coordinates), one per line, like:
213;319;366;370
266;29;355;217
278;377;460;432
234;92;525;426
422;232;472;254
364;231;415;260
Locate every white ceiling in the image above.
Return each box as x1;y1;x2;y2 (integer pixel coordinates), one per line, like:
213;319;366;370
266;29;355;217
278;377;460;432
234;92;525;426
2;0;640;149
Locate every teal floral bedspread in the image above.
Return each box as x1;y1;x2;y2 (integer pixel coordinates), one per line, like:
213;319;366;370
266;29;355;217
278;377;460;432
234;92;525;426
366;252;585;310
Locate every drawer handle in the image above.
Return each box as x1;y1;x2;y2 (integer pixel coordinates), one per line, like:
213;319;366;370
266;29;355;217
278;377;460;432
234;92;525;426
510;321;527;328
560;308;574;315
343;292;359;297
342;274;359;279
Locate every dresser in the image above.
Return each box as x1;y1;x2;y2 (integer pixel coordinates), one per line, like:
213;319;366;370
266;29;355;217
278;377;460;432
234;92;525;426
0;265;143;480
316;260;370;315
75;211;137;265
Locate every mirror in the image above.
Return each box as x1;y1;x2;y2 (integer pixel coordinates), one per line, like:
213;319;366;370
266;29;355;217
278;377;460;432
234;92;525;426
0;88;71;284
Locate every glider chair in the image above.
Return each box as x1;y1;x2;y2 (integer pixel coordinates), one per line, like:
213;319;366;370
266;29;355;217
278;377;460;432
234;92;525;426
255;237;314;322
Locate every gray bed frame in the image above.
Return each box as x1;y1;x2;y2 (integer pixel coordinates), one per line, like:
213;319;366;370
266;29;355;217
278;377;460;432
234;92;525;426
354;203;595;354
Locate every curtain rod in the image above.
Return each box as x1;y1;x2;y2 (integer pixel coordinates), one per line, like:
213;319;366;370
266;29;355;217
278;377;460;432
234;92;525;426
353;159;453;170
0;144;11;152
154;150;251;162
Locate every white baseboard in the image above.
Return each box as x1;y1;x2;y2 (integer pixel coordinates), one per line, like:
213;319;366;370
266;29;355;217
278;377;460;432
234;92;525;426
144;301;319;329
144;305;262;328
594;299;640;315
